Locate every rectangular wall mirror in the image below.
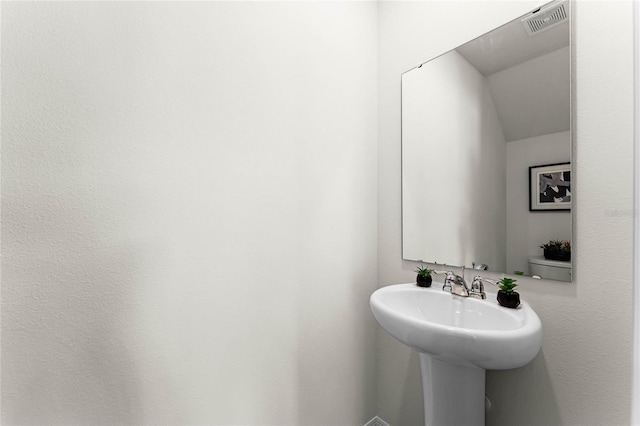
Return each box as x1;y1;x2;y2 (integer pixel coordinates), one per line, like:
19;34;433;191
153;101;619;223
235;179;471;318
402;0;572;282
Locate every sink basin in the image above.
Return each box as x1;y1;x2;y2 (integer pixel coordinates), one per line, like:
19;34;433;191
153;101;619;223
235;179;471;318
370;283;542;370
370;283;542;426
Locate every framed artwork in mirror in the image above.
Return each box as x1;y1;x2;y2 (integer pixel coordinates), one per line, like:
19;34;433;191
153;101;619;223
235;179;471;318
529;162;571;211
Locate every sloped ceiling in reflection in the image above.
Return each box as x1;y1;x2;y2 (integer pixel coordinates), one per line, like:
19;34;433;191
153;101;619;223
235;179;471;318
457;14;569;142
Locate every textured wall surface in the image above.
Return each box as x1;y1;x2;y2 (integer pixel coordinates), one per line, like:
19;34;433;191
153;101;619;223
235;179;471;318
377;1;634;425
1;2;378;424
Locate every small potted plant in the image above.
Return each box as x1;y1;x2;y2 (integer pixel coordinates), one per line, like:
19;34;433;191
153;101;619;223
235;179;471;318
415;265;434;288
497;277;520;309
540;239;571;261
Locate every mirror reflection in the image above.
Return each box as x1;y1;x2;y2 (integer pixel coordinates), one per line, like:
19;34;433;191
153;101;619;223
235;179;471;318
402;1;571;281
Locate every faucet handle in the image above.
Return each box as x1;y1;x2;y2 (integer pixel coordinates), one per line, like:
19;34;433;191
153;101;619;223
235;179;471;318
432;270;454;292
469;277;486;299
473;276;499;286
469;276;499;299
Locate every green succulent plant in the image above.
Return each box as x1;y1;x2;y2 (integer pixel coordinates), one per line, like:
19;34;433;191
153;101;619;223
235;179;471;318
415;265;433;277
540;239;571;253
498;277;518;293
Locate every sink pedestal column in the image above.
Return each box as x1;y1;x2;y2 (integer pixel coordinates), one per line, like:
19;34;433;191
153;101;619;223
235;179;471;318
419;354;485;426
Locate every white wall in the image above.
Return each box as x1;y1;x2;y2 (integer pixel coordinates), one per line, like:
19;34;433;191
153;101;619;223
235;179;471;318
3;2;635;425
402;51;506;271
506;131;571;275
1;2;378;424
377;1;634;425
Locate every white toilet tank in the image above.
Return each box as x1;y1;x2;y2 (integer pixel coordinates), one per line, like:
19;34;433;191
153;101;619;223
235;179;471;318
528;256;571;282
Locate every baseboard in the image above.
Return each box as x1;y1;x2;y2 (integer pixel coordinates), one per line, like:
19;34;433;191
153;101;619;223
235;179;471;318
364;416;391;426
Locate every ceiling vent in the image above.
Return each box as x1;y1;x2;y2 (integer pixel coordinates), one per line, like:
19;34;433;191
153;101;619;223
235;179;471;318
522;1;568;36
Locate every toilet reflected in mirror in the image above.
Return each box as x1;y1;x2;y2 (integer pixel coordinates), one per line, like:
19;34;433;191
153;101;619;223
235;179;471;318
528;256;571;282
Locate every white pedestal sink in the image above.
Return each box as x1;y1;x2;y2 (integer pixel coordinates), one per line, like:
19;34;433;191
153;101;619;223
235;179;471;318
370;283;542;426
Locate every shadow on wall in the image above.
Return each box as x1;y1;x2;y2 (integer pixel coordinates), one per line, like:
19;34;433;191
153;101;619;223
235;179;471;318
294;179;379;425
376;341;425;426
1;186;145;424
486;350;561;426
1;2;151;421
398;351;425;426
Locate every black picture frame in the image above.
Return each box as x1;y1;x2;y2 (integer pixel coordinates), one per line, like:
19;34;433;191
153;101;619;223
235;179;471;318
529;162;571;212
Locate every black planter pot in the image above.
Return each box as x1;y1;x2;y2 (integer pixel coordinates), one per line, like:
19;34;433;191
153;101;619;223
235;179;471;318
416;274;432;287
543;248;571;261
497;290;520;309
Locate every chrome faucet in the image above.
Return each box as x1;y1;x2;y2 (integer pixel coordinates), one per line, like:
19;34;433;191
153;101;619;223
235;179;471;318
434;266;470;297
448;270;470;297
433;267;502;300
469;276;499;300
